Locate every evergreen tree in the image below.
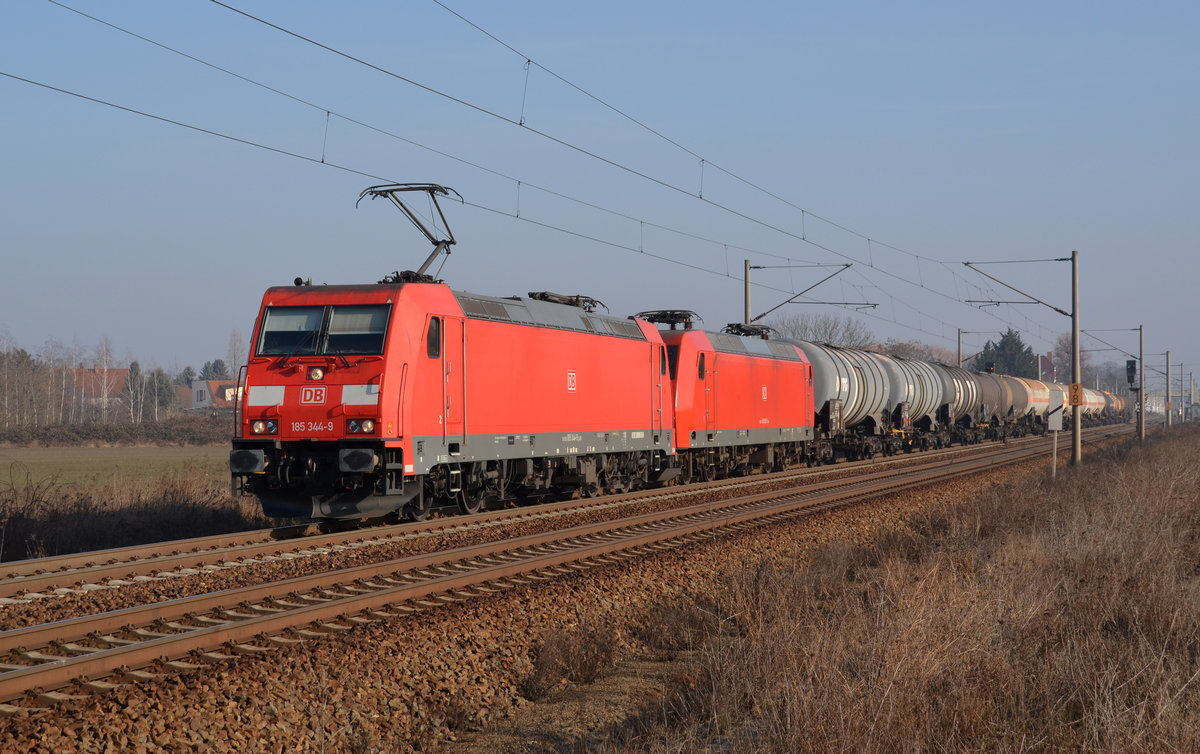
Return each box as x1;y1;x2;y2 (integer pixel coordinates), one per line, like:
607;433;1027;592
198;360;231;381
972;328;1037;377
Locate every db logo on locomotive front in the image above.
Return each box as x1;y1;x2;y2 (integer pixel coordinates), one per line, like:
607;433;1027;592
299;386;327;405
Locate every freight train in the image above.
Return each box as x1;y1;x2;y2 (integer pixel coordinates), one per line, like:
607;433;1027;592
229;185;1127;520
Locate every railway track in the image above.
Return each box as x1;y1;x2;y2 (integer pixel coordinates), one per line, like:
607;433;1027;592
0;425;1131;714
0;426;1116;602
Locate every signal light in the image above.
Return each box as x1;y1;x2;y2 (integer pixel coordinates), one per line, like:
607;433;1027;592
1126;359;1137;385
985;362;995;373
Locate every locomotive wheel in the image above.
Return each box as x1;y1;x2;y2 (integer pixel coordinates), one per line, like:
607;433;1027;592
403;499;432;522
457;488;486;515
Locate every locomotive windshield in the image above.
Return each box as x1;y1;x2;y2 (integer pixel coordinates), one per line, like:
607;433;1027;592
257;304;391;356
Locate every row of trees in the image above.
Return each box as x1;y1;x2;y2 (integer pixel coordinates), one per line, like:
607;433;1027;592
0;331;245;429
2;317;1131;429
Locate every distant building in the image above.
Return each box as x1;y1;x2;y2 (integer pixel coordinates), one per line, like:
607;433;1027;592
192;380;242;413
70;365;130;398
69;365;130;420
1039;352;1055;381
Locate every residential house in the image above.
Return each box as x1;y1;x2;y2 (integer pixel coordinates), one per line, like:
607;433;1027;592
192;380;242;413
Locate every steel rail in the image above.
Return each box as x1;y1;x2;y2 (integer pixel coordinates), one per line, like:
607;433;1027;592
0;427;1107;598
0;430;1126;710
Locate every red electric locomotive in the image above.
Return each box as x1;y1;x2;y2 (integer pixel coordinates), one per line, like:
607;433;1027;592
639;313;815;480
230;279;679;520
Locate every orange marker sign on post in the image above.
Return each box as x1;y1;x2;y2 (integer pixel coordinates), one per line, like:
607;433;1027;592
1068;382;1083;406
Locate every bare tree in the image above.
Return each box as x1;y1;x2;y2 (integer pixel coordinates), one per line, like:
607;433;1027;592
125;361;147;424
94;336;119;424
227;330;247;378
1053;332;1094;386
1;328;11;429
768;312;873;347
876;338;957;364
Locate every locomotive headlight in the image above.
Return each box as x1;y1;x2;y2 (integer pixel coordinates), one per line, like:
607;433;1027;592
252;420;266;434
266;420;278;434
251;420;279;435
308;367;325;381
347;419;376;434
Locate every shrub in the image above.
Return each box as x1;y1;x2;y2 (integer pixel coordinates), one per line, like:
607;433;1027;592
520;619;619;701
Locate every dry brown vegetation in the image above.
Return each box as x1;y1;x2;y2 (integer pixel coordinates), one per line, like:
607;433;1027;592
620;428;1200;752
521;617;621;702
0;468;269;562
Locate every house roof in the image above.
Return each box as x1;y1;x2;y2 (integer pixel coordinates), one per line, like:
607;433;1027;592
70;366;130;397
206;380;241;409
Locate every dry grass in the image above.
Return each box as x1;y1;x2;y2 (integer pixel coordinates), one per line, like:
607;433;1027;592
521;617;621;701
0;463;270;561
628;428;1200;752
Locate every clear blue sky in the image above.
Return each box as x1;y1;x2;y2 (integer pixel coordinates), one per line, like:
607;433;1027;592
1;1;1196;391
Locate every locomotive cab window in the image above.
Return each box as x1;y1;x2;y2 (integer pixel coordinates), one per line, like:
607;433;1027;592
659;346;667;375
427;317;441;358
326;305;389;354
257;306;324;356
256;304;391;357
698;353;706;379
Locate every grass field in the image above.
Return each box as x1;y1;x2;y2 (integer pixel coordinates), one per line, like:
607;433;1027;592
0;446;230;490
0;444;268;562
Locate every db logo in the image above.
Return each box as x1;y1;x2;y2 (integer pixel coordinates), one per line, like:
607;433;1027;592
300;386;327;405
566;371;577;393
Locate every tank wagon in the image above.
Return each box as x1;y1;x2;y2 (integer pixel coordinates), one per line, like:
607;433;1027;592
775;341;986;460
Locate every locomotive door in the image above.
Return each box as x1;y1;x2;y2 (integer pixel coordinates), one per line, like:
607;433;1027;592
652;345;666;438
708;354;718;431
442;315;465;447
700;352;714;433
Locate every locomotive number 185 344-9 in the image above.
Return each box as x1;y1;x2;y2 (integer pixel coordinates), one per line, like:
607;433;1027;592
291;421;335;434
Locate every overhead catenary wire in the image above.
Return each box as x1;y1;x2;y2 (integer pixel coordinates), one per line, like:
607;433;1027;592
425;1;999;283
204;0;1051;337
18;3;1092;353
0;65;990;348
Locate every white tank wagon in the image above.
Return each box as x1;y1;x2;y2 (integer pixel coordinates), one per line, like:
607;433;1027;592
932;363;982;445
781;340;896;461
